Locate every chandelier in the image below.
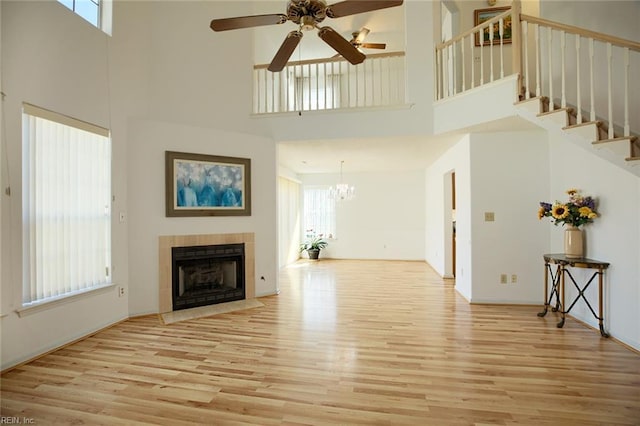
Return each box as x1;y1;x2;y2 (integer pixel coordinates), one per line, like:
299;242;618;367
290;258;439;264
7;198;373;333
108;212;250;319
329;160;355;201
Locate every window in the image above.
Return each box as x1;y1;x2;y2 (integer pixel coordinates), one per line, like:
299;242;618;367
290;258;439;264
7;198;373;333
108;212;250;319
57;0;112;34
302;186;336;239
59;0;99;27
22;104;111;306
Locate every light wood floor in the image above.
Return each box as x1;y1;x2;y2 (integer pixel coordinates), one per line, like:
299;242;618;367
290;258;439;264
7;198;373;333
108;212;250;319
2;260;639;425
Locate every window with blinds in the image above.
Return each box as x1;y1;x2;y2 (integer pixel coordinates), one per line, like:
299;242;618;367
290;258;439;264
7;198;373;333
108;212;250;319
22;104;112;306
302;186;336;240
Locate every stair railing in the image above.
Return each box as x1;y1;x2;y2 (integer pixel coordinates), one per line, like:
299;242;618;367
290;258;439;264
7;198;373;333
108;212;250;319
435;3;521;101
253;51;406;114
435;4;638;141
519;15;639;140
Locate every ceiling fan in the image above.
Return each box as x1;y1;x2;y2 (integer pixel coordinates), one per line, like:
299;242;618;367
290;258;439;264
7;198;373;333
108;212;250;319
348;27;386;51
209;0;403;72
332;27;386;58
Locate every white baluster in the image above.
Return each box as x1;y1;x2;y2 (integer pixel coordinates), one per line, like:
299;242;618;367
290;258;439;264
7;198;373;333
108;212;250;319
607;43;614;139
284;66;291;111
623;47;630;137
489;22;494;82
271;70;275;113
548;28;554;111
470;35;475;89
435;47;441;100
253;69;258;113
346;61;351;108
307;63;312;110
499;18;504;79
355;62;360;106
323;62;328;109
523;20;529;98
480;28;484;85
575;35;582;123
453;40;458;95
387;56;392;104
535;24;540;98
315;63;319;110
461;39;466;92
372;57;377;106
589;38;595;122
560;30;566;108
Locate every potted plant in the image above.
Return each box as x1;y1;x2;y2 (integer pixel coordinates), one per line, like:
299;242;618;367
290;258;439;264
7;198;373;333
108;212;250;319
299;236;328;260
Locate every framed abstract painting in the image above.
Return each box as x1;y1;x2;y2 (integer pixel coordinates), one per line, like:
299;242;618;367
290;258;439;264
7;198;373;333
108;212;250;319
165;151;251;217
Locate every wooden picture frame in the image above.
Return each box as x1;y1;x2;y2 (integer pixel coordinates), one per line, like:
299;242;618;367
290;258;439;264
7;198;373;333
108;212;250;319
474;7;512;47
165;151;251;217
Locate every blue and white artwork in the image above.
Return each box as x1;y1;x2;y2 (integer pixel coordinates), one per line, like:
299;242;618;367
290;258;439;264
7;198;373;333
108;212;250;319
174;160;244;209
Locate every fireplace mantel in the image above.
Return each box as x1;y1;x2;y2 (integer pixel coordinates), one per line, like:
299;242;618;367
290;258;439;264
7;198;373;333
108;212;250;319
158;233;255;313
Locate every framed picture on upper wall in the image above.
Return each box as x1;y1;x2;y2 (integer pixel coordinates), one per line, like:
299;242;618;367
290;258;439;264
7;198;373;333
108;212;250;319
474;7;512;46
165;151;251;217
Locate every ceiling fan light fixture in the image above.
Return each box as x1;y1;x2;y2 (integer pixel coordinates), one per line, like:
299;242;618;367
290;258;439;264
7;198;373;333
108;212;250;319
300;15;317;31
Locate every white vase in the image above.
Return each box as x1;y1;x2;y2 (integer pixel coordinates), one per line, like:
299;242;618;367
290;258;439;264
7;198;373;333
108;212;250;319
564;225;584;259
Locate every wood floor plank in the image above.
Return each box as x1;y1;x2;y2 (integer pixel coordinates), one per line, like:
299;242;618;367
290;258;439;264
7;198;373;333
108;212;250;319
2;259;639;425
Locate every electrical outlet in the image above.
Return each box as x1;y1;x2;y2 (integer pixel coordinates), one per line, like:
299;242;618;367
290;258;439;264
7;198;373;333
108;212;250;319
118;286;125;297
500;274;508;284
484;212;495;222
511;274;518;283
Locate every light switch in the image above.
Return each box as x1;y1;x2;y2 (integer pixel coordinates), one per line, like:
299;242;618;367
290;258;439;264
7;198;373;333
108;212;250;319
484;212;495;222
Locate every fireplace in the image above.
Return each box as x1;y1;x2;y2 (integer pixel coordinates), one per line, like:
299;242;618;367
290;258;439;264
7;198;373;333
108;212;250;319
171;243;245;311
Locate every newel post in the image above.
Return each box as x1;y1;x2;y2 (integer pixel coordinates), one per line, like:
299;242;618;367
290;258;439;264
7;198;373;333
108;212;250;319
511;0;523;99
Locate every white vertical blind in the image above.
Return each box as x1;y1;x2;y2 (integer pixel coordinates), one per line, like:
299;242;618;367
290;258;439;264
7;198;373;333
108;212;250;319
277;177;301;268
22;105;111;305
302;186;336;240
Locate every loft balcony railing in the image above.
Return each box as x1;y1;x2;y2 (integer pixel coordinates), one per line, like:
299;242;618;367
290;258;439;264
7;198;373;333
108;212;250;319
253;51;406;114
435;2;639;140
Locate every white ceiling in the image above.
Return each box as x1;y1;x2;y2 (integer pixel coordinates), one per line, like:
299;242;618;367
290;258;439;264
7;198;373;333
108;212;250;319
278;134;461;174
278;116;542;174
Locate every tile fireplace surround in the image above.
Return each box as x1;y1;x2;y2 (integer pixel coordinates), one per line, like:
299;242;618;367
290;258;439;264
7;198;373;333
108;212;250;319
158;233;256;314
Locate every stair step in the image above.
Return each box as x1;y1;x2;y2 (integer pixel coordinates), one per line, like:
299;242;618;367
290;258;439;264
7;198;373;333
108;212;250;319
537;107;574;128
514;96;548;114
564;121;602;142
592;136;634;158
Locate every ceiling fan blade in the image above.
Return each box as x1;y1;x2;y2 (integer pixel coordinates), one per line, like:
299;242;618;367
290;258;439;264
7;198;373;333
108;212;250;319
354;27;370;44
318;26;365;65
360;42;386;49
210;14;287;32
326;1;403;18
268;31;303;72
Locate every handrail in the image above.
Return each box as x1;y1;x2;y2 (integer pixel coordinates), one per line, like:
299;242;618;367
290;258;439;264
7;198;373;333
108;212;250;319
520;14;640;52
254;51;406;70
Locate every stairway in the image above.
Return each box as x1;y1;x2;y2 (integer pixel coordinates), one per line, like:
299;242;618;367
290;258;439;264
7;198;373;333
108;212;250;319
514;95;640;178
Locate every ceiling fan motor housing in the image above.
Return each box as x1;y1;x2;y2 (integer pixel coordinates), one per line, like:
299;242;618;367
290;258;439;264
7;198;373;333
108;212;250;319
287;0;328;27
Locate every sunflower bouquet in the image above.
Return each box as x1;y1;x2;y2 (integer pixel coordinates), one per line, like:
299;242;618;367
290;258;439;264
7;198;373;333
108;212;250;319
538;189;598;227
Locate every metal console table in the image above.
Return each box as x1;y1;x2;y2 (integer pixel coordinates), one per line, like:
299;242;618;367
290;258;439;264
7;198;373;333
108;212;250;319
538;254;610;337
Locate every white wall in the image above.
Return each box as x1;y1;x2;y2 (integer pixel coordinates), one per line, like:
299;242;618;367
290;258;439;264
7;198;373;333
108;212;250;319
127;119;277;315
0;0;279;369
468;130;549;303
425;135;472;299
301;169;426;260
547;130;640;349
1;1;129;369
